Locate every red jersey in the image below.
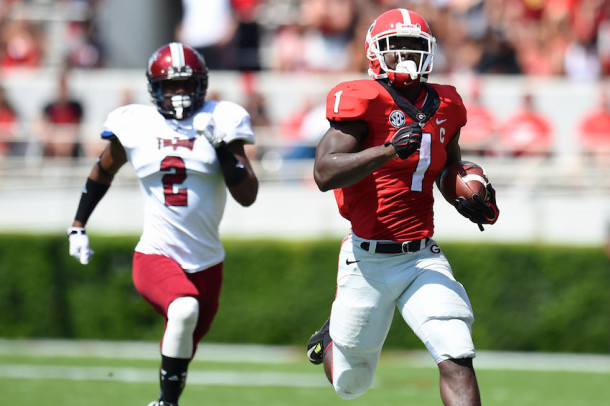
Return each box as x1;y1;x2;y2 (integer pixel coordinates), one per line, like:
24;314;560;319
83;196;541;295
326;79;467;241
43;101;83;124
578;110;610;148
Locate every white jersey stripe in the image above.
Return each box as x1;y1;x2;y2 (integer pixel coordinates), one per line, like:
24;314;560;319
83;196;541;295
169;42;185;67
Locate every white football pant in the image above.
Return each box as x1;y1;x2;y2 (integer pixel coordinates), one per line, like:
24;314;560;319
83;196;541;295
330;233;475;400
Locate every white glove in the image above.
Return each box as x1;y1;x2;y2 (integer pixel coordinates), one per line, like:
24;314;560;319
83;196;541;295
67;227;94;265
194;114;223;147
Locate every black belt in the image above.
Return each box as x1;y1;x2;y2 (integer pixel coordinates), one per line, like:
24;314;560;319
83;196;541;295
360;238;430;254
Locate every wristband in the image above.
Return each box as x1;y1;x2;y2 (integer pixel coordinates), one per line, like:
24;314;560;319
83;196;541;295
215;144;248;187
74;178;110;224
67;227;86;236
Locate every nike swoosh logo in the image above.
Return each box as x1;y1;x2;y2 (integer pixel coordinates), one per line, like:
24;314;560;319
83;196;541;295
436;118;447;124
307;343;321;359
345;258;360;265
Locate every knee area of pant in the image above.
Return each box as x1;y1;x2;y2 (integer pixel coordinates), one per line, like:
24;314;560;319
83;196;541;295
333;367;374;400
167;296;199;327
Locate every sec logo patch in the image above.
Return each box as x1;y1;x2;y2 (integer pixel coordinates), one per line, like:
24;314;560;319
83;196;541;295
389;110;406;128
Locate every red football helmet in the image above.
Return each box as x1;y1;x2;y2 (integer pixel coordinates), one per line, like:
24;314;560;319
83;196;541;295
146;42;208;119
365;8;436;88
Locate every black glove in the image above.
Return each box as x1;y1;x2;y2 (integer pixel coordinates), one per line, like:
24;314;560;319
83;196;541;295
454;184;500;231
385;123;422;159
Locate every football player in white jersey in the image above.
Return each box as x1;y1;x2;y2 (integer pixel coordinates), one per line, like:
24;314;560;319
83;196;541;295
67;42;258;406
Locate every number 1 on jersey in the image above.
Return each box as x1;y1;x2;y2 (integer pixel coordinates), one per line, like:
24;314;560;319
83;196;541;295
333;90;344;114
411;133;432;192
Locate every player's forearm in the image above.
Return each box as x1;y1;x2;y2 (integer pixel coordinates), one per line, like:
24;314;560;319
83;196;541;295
314;144;396;191
72;177;111;226
218;141;258;206
228;173;258;206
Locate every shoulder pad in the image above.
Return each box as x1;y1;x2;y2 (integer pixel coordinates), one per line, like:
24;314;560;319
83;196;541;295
212;100;250;123
428;83;467;127
198;100;255;144
102;104;158;144
326;80;382;121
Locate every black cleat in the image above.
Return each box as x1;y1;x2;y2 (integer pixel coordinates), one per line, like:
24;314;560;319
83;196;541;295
306;319;329;365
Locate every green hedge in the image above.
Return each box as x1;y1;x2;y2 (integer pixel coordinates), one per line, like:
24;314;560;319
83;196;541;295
0;234;608;353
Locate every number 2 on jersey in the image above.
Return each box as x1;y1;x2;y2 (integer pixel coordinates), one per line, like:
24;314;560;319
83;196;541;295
161;156;187;206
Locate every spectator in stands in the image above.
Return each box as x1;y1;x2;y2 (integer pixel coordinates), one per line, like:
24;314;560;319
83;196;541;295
278;98;316;149
239;71;271;161
291;102;327;159
345;2;384;74
0;0;20;22
242;90;270;129
512;10;569;76
269;22;308;72
498;92;553;157
0;84;18;157
564;37;602;81
269;0;358;73
281;100;327;161
459;78;497;156
0;18;43;68
577;88;610;166
563;0;602;81
597;0;610;76
476;26;522;74
64;17;105;69
238;71;270;126
301;0;358;72
231;0;263;71
176;0;237;70
37;68;84;158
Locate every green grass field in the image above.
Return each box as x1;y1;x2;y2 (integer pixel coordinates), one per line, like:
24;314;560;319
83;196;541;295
0;340;608;405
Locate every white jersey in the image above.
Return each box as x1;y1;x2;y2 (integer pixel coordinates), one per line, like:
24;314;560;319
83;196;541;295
102;100;254;272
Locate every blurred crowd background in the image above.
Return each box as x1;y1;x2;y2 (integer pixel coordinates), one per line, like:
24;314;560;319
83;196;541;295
3;0;610;75
0;0;609;248
1;0;610;161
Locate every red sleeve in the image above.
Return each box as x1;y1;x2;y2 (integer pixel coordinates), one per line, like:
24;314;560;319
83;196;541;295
326;80;382;122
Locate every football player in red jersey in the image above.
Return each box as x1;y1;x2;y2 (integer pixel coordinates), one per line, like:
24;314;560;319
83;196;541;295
306;9;499;405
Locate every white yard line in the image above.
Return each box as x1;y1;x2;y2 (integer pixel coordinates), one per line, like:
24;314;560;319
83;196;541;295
0;339;299;364
1;339;609;373
0;364;329;388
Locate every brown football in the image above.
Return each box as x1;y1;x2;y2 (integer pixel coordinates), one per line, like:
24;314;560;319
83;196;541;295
439;161;489;204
